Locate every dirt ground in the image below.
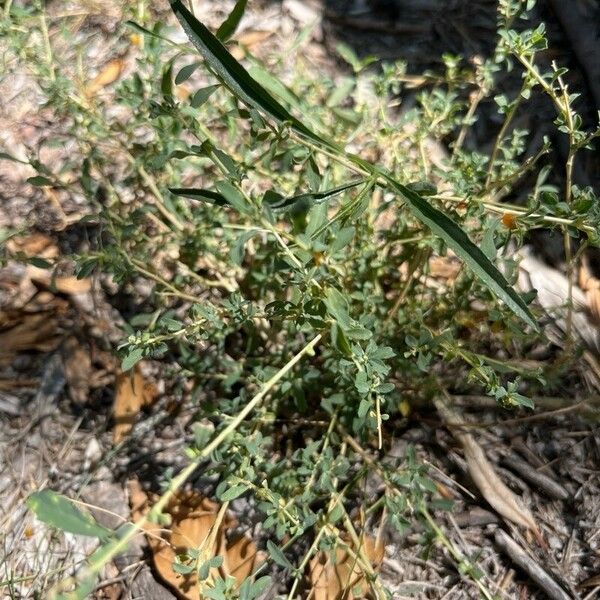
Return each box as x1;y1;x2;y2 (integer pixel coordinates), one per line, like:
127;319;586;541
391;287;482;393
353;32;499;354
1;1;600;599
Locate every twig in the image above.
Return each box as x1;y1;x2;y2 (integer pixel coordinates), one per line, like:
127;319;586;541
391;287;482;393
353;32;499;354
501;455;570;501
494;529;572;600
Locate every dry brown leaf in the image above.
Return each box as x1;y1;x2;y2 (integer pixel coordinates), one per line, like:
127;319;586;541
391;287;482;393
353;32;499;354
230;30;273;59
308;535;384;600
112;366;157;443
62;336;91;405
127;481;258;600
27;266;92;295
0;313;60;360
6;233;58;259
428;255;462;281
85;58;125;96
435;398;540;537
236;30;273;47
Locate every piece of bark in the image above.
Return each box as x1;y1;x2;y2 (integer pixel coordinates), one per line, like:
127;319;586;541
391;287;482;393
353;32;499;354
494;529;572;600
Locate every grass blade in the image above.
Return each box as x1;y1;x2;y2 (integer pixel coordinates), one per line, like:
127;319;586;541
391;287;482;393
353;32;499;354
265;179;365;211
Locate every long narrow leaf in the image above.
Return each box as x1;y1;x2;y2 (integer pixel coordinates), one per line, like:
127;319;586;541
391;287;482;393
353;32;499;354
266;179;365;211
169;187;228;206
170;0;330;147
381;172;538;329
168;0;538;330
216;0;248;42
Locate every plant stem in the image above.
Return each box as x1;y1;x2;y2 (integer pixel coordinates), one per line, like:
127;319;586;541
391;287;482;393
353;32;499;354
52;333;322;595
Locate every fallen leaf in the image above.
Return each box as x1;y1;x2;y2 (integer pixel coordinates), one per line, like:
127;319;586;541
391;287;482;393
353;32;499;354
28;267;92;295
112;366;157;443
308;535;384;600
434;397;541;538
230;30;273;59
428;255;462;281
127;481;259;599
6;233;57;259
62;336;91;405
85;58;125;96
0;313;60;361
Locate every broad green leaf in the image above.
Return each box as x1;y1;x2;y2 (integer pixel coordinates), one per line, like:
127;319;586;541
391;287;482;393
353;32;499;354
323;288;352;329
121;347;144;371
266;540;293;569
216;0;248;42
231;229;259;265
161;61;174;98
215;181;249;214
27;490;112;541
27;175;53;186
175;61;201;84
219;483;248;501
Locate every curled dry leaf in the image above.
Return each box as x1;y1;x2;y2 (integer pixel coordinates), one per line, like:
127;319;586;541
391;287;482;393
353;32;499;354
308;535;384;600
112;365;157;444
85;58;125;96
128;480;259;600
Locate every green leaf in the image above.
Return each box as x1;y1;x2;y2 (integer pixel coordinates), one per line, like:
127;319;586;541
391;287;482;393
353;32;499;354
330;226;355;253
169;0;538;329
216;0;248;42
190;84;220;107
175;61;201;84
0;151;28;164
121;347;144;371
169;0;332;148
231;230;259;265
266;540;293;569
264;180;364;212
169;187;228;206
215;181;249;214
219;483;248;501
27;490;112;541
161;61;174;98
28;256;53;269
248;65;301;108
323;287;351;329
27;175;53;187
379;173;538;330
